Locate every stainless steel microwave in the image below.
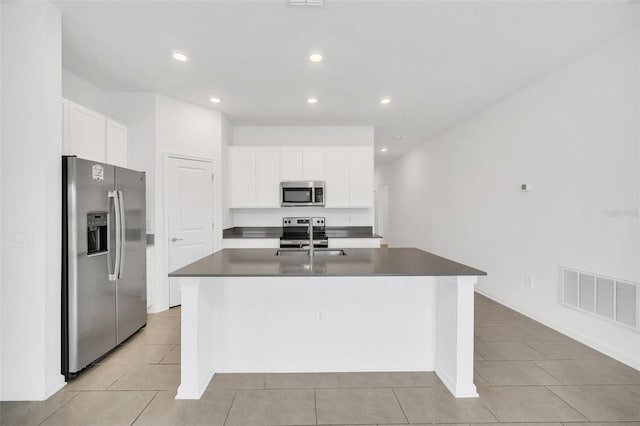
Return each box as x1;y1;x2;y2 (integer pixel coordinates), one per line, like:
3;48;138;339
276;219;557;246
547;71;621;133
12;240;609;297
280;181;325;207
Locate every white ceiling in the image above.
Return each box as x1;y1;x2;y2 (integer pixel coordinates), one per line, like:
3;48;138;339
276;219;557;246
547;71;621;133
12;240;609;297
56;0;639;163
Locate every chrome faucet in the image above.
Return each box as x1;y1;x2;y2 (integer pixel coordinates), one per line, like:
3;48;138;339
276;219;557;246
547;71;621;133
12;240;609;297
308;217;314;258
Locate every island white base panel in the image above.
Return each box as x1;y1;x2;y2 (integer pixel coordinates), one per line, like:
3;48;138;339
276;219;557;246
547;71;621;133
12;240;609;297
176;275;477;400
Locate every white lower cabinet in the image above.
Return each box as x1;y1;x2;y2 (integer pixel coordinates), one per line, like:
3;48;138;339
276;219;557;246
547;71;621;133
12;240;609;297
223;239;280;249
328;238;381;248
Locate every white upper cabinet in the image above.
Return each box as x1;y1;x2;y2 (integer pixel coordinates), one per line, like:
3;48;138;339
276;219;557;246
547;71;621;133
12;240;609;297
228;145;374;209
256;147;281;207
229;147;257;208
302;147;325;181
106;119;127;168
349;147;374;207
280;147;303;181
62;99;128;167
324;148;350;208
68;101;106;162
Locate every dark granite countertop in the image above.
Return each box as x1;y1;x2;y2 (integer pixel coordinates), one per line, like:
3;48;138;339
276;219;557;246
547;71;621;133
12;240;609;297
169;248;486;277
223;226;382;239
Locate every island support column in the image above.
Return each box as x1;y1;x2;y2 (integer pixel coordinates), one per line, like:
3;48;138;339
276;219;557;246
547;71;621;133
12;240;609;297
435;275;478;398
176;277;215;400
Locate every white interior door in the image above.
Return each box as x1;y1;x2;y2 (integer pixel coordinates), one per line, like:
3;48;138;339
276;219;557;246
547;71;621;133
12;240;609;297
167;156;214;307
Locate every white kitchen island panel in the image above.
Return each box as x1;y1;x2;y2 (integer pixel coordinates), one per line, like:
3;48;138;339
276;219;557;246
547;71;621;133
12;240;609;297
175;274;477;400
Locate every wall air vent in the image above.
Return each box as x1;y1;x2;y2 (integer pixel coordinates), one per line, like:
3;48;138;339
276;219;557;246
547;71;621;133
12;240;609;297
562;267;639;332
289;0;324;6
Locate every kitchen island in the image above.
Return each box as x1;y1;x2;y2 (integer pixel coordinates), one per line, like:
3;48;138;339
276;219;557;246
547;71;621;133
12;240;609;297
169;248;486;400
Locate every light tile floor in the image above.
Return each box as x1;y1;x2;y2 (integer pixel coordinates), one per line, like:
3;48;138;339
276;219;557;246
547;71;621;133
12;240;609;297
2;293;640;425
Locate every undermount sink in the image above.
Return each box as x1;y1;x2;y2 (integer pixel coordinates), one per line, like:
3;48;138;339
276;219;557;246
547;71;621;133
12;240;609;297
275;248;347;257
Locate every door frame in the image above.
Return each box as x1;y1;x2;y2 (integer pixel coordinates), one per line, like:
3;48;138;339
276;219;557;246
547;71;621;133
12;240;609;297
162;152;216;308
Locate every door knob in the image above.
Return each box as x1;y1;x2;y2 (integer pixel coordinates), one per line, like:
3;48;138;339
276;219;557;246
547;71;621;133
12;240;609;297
171;237;183;242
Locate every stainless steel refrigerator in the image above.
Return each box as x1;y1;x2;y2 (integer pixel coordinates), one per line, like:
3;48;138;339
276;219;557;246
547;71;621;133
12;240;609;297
62;156;147;378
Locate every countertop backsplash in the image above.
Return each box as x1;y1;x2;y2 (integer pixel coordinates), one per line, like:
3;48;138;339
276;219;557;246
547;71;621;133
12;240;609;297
230;208;373;227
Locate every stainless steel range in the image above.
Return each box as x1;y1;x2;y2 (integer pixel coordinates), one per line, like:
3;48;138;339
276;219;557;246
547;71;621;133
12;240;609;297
280;217;328;249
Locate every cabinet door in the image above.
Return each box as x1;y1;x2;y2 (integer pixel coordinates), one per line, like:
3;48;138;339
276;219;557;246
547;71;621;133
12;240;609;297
324;148;350;208
106;119;127;167
349;147;374;207
229;147;256;208
281;147;303;181
68;102;106;162
256;147;281;208
303;147;325;180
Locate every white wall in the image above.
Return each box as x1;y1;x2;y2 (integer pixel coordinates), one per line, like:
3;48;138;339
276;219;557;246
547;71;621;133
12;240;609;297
0;2;65;400
376;28;640;368
229;126;375;227
151;94;223;312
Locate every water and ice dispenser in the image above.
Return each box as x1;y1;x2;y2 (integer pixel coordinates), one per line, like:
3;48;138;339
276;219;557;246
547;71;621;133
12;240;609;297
87;212;108;256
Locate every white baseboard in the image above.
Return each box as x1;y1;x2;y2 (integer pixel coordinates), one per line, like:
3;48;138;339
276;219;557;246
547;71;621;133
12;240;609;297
1;374;65;401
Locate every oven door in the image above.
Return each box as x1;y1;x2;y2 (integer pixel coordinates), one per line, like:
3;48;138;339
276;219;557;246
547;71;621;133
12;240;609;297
281;187;313;206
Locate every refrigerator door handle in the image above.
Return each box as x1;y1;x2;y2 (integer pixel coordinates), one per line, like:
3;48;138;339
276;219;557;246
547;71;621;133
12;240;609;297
108;190;121;281
118;190;126;279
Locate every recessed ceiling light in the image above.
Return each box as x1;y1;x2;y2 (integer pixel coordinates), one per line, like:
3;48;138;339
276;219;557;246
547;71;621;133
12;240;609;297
210;97;221;104
380;147;388;152
393;135;408;139
307;97;318;104
380;98;391;105
172;52;189;62
309;53;323;63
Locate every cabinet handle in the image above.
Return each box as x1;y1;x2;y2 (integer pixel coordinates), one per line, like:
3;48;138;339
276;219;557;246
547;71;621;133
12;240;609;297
171;237;184;242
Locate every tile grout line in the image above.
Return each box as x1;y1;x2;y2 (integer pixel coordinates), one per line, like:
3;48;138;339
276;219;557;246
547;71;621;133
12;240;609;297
473;367;490;386
520;340;550;361
37;390;81;425
157;344;178;365
544;384;591;422
531;360;570;385
222;390;238;426
314;388;318;425
129;390;159;425
409;373;419;387
390;387;410;424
